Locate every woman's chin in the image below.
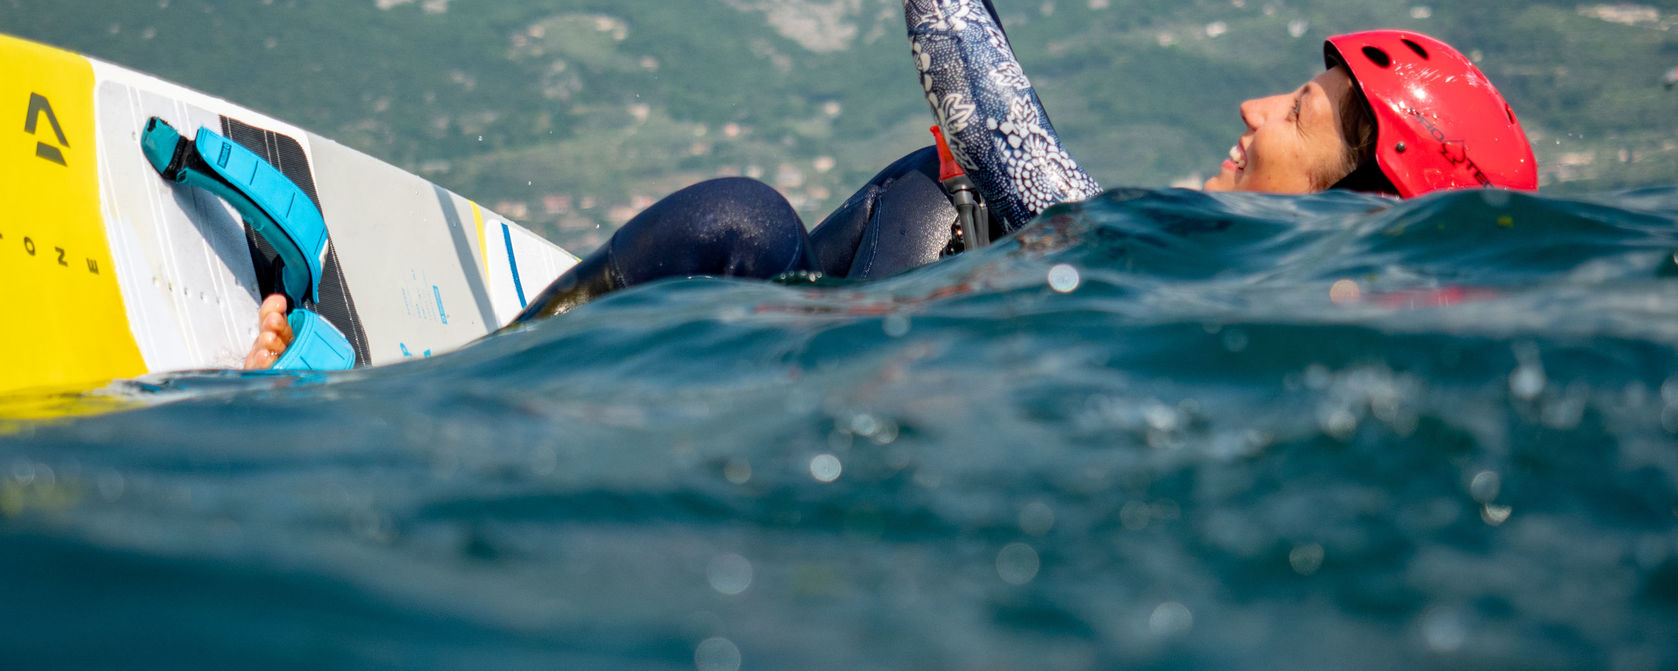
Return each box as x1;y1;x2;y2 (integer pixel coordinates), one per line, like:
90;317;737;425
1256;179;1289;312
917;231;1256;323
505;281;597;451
1203;163;1242;191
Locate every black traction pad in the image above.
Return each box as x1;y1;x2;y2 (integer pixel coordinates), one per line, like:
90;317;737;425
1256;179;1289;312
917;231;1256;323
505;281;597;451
219;116;371;366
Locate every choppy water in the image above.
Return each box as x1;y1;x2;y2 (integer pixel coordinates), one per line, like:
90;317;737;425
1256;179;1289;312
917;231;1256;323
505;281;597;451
4;187;1678;670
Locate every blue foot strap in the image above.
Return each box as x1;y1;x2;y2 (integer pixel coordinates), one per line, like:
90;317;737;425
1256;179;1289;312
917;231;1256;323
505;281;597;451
272;309;356;371
141;117;328;304
140;117;354;371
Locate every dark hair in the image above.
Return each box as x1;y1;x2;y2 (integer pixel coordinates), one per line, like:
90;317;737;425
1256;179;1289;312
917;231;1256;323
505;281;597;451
1328;66;1399;194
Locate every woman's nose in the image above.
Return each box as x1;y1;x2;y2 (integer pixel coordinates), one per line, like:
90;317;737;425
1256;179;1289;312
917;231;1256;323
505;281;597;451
1238;94;1286;129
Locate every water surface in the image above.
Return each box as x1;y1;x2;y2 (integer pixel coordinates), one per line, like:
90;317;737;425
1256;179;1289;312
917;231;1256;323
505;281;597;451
4;187;1678;670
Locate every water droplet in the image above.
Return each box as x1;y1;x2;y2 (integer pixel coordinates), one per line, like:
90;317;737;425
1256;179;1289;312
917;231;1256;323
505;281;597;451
1509;365;1545;400
723;458;752;485
1469;471;1501;503
809;454;842;483
1019;501;1056;536
1329;278;1361;304
1420;607;1467;652
1510;344;1546;400
1047;263;1080;293
1289;543;1325;575
1148;601;1194;638
996;542;1041;585
1303;364;1332;390
10;461;36;485
707;553;754;595
1318;406;1359;440
1142;402;1179;432
849;413;879;437
865;418;900;446
694;637;742;671
883;313;910;337
1481;503;1512;526
1222;328;1249;352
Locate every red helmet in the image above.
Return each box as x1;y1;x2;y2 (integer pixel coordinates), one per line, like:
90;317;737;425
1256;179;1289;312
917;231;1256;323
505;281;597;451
1325;30;1538;197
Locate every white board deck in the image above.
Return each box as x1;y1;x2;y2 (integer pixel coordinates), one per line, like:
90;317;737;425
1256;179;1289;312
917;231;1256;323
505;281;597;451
1;33;577;394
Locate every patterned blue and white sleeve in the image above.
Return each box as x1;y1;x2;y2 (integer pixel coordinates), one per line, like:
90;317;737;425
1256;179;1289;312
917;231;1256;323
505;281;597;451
904;0;1102;231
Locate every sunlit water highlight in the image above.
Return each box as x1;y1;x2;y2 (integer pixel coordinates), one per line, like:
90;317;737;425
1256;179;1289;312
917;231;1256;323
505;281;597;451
4;187;1678;669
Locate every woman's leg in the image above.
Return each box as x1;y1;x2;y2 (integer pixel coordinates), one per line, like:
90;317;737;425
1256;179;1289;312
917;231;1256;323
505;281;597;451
807;146;960;280
509;177;814;323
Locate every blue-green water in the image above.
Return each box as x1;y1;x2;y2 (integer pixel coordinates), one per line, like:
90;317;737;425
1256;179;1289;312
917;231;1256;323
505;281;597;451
4;187;1678;670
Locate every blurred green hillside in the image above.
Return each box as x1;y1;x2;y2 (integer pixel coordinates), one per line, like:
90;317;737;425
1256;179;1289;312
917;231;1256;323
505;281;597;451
6;0;1676;250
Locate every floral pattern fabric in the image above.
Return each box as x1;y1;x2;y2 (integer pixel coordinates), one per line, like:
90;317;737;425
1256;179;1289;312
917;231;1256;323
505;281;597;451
904;0;1102;231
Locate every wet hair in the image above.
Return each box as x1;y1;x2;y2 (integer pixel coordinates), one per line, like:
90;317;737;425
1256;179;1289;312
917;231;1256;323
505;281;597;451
1327;65;1399;194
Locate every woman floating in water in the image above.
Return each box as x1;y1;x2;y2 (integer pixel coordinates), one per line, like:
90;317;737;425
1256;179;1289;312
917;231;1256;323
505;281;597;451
246;0;1538;369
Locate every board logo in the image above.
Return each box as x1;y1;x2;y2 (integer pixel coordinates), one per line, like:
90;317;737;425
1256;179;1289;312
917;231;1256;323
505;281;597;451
2;228;101;276
24;92;70;166
1408;109;1492;188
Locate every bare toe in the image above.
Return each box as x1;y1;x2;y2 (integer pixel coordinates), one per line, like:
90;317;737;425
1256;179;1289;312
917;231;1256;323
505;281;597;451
244;294;293;370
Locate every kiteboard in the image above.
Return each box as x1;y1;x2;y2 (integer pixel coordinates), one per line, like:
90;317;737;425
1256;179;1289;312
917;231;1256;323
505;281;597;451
1;33;577;395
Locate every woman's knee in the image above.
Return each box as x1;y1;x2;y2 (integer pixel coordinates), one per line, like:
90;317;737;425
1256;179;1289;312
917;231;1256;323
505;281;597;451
611;177;809;281
623;178;791;236
679;177;800;236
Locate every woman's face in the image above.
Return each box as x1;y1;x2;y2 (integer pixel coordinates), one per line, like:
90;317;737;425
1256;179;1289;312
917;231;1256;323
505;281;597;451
1203;66;1358;193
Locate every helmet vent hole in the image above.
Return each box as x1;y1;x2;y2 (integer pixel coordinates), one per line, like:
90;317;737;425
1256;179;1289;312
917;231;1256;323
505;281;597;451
1401;39;1429;59
1506;104;1517;124
1362;46;1392;68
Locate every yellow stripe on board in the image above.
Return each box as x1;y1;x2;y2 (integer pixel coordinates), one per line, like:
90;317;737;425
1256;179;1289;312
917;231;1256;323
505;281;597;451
470;200;489;282
0;35;146;395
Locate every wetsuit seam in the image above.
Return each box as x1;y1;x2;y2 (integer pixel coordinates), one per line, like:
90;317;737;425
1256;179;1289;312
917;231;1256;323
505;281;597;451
851;175;894;278
602;234;628;288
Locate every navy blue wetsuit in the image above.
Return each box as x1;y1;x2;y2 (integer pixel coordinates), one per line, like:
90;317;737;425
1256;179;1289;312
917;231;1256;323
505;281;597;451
511;147;971;321
511;0;1099;323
